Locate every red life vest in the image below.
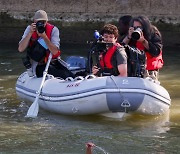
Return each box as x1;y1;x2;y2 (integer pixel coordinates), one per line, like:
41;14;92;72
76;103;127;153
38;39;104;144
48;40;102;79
29;23;60;62
99;43;121;69
98;43;121;76
136;41;163;70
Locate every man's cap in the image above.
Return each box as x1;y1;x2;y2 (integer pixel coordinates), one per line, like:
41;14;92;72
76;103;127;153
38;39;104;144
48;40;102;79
34;10;48;21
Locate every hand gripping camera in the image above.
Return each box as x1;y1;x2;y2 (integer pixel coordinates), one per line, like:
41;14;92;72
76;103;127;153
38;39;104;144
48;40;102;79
36;21;45;33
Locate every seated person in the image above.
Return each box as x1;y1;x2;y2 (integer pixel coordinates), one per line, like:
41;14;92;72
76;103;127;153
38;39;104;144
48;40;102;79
92;24;127;77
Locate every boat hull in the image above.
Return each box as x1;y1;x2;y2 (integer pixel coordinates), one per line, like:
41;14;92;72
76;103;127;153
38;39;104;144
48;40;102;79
16;72;171;116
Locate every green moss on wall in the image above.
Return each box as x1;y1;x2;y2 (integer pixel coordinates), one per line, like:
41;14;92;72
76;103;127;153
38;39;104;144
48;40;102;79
0;12;179;45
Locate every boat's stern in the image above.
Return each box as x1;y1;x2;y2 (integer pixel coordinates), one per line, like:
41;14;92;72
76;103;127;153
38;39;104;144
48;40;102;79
105;76;171;115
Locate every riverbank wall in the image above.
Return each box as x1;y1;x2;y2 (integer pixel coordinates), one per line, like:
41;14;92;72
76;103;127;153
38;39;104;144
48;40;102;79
0;0;180;47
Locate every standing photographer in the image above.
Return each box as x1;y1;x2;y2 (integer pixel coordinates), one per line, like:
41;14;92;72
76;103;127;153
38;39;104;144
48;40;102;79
92;24;127;77
122;16;163;80
18;10;73;79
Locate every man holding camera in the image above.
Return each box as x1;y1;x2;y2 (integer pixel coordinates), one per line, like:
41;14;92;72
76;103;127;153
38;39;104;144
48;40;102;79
18;10;73;79
92;24;127;77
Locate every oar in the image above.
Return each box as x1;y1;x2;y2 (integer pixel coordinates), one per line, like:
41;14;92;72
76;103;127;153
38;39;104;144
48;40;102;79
26;53;53;118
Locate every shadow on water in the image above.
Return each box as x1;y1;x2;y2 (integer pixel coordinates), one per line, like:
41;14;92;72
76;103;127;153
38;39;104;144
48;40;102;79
0;43;180;153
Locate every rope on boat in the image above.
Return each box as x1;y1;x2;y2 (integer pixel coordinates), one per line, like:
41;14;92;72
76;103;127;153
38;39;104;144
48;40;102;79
110;75;130;113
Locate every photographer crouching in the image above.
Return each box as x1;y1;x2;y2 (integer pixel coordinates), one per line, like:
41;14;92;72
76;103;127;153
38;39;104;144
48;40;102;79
18;10;74;79
122;16;163;80
92;24;127;77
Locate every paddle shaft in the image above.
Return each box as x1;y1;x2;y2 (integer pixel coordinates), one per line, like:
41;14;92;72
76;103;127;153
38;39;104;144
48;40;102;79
26;53;53;117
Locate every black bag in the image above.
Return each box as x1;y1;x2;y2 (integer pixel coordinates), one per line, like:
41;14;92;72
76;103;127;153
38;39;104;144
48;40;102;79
124;45;146;77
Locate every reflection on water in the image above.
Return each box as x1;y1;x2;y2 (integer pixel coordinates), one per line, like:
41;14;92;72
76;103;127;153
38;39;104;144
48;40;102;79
0;43;180;153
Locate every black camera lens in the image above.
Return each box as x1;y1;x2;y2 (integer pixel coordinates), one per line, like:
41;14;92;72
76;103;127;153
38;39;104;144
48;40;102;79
131;28;142;40
95;42;113;53
36;21;45;33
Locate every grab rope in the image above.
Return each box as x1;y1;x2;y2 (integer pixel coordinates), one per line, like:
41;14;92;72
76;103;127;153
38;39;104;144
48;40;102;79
65;75;96;82
85;74;96;80
65;77;74;81
74;76;84;81
110;75;130;113
110;75;124;99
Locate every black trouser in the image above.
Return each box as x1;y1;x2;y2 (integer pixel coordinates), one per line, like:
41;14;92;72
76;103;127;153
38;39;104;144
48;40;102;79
36;61;74;79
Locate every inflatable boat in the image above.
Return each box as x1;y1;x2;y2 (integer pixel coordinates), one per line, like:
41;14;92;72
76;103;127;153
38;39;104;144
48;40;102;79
16;71;171;116
16;37;171;117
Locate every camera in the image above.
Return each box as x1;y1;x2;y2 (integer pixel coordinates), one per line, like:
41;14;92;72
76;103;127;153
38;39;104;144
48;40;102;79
93;30;113;53
131;27;142;40
36;21;45;33
95;42;113;53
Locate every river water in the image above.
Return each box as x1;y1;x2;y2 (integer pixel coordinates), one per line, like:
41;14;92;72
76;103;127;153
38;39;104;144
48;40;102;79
0;43;180;154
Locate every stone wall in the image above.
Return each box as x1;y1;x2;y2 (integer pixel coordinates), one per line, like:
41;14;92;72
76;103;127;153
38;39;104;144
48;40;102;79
0;0;180;46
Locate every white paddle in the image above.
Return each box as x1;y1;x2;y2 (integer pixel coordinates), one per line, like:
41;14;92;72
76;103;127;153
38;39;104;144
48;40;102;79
26;53;53;118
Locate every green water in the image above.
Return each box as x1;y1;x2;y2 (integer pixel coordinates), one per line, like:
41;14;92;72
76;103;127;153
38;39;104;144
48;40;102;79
0;43;180;154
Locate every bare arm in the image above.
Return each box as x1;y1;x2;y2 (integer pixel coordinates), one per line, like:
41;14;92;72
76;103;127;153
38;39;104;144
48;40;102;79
92;65;100;75
18;23;36;52
116;46;127;77
118;64;127;77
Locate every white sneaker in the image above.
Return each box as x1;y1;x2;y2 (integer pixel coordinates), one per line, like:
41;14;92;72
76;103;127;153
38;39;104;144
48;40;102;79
26;68;34;77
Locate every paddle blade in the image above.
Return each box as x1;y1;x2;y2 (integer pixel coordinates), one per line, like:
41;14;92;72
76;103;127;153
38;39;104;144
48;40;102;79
26;98;39;118
25;53;52;118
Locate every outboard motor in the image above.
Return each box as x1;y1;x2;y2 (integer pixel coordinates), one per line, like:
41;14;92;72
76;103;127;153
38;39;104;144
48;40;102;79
65;56;87;76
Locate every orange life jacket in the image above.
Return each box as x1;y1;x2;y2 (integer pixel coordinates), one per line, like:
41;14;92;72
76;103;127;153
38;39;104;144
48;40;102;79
29;23;60;62
136;41;163;70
